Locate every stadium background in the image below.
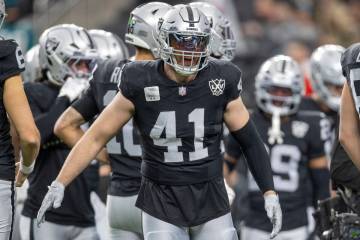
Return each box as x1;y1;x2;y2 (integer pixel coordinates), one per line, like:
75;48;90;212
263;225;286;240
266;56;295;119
2;0;360;239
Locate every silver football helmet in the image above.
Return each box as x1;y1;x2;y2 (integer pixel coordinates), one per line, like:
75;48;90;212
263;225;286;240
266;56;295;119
0;0;5;30
125;2;172;58
39;24;98;86
89;29;129;60
157;5;212;76
255;55;303;116
22;44;42;82
189;2;236;61
310;44;346;112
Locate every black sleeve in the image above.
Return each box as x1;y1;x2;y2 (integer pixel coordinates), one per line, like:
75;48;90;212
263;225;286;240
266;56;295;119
117;63;136;103
34;96;70;146
72;81;99;121
224;62;242;104
224;134;243;160
0;40;25;83
231;119;275;193
308;116;326;159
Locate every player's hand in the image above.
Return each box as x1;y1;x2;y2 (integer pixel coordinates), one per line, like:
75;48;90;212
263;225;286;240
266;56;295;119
264;192;282;239
224;178;235;205
15;162;28;187
36;181;65;226
58;77;90;102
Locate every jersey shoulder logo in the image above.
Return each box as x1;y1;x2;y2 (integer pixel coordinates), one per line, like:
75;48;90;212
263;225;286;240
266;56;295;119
144;86;160;101
209;79;225;96
291;120;309;138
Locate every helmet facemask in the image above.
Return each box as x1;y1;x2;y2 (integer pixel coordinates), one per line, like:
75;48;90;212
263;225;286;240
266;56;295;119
159;31;210;76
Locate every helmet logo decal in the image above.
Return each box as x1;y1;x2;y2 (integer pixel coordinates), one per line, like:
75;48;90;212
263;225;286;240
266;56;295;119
209;79;225;96
45;37;60;55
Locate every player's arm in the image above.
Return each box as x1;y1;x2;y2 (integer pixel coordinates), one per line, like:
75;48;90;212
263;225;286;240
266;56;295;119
339;82;360;170
308;156;330;203
224;97;275;195
54;107;109;164
224;96;281;239
4;75;40;186
56;92;134;186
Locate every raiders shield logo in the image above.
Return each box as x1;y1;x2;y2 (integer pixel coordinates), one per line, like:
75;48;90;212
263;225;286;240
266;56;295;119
291;121;309;138
209;79;225;96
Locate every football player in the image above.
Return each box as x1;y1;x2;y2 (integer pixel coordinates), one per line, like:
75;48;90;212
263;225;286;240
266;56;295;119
300;44;346;157
339;43;360;170
225;55;330;240
53;3;172;240
19;24;100;240
88;29;129;60
0;0;40;239
37;5;282;240
189;2;236;61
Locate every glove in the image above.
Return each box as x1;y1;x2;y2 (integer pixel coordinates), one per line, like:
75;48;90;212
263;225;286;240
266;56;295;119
264;193;282;239
224;179;235;205
58;77;90;102
36;181;65;226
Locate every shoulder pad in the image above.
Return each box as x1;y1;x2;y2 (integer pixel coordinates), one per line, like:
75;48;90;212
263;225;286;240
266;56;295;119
341;43;360;70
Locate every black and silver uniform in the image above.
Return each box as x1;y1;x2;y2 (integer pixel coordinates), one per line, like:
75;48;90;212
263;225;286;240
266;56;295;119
21;81;95;227
226;110;325;232
341;43;360;114
0;39;24;181
72;58;142;197
118;58;242;227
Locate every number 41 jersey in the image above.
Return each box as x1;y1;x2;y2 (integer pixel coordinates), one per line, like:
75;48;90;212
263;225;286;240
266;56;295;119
118;58;242;186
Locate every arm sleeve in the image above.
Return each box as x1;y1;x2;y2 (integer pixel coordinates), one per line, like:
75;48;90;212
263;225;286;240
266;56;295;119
230;119;275;193
72;81;99;121
224;134;243;160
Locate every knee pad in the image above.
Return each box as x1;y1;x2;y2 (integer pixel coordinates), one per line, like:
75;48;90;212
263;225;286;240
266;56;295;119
146;231;184;240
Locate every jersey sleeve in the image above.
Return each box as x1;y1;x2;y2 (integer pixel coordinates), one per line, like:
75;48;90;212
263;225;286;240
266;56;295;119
224;62;242;104
307;115;326;160
0;40;25;84
72;81;99;121
341;43;360;114
117;63;136;103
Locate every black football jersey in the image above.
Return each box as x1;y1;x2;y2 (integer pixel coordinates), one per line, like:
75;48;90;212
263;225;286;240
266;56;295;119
22;81;95;227
341;43;360;115
299;96;336;159
72;58;142;196
226;110;325;231
118;58;242;185
0;39;25;181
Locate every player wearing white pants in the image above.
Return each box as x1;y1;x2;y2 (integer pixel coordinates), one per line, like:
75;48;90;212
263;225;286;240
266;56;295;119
0;180;16;240
106;194;142;240
142;212;238;240
241;226;308;240
19;216;98;240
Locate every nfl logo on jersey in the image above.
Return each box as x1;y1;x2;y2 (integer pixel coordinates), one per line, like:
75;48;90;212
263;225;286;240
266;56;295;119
209;79;225;96
178;86;187;96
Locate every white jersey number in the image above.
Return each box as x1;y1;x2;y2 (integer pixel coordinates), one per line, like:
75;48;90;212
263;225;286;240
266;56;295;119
150;108;209;162
103;90;141;156
249;144;301;192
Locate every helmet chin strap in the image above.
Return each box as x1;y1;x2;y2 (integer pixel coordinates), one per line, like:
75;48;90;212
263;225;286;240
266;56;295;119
268;107;284;145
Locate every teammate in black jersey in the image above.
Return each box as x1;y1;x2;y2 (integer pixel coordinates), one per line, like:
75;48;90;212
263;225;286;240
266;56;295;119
339;43;360;170
53;3;172;239
38;5;282;240
19;24;100;240
0;1;40;239
225;55;330;240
